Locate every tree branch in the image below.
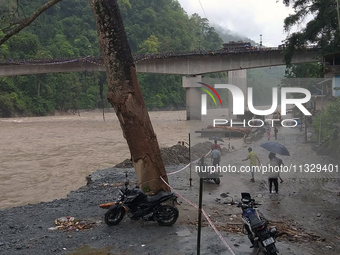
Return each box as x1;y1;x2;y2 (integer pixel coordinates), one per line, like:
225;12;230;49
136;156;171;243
0;0;63;46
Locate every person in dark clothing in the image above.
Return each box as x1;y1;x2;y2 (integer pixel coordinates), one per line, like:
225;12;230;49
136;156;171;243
211;140;222;152
274;127;278;140
267;153;284;193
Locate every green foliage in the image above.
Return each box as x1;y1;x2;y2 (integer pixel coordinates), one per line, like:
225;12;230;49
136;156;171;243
0;0;227;116
284;63;323;79
281;63;325;101
312;98;340;141
138;35;160;54
138;73;185;110
281;0;340;64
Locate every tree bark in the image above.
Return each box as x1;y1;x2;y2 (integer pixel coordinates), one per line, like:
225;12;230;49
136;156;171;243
89;0;170;194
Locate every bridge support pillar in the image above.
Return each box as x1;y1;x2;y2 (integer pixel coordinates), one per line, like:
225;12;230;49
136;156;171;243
183;75;202;120
228;70;247;119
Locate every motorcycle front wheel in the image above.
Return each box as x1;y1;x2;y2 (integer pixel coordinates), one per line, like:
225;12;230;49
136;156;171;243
104;205;125;226
155;205;179;226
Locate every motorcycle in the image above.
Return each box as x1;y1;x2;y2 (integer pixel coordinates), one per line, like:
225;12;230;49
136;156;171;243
99;172;179;226
237;192;278;255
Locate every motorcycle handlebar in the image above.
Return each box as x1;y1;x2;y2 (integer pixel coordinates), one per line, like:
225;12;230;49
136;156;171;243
235;202;262;208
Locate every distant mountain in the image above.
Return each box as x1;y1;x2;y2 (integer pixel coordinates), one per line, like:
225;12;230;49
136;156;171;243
214;24;259;47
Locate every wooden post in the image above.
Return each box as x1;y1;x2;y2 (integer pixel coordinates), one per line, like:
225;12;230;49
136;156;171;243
197;156;204;255
189;133;192;187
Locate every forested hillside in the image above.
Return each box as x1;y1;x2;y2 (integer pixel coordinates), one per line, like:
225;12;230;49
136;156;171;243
0;0;284;117
0;0;223;117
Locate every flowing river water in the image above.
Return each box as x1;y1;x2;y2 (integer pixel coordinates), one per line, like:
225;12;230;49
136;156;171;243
0;110;191;209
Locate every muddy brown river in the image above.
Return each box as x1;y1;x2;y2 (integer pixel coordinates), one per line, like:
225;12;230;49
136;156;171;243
0;110;191;209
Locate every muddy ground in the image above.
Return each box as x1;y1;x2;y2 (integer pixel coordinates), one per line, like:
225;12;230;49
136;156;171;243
0;126;339;255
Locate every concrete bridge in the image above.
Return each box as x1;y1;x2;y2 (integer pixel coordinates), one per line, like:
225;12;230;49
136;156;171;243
0;49;322;119
0;49;320;77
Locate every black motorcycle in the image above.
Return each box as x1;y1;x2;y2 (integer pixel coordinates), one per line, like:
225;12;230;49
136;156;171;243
100;173;179;226
238;192;278;255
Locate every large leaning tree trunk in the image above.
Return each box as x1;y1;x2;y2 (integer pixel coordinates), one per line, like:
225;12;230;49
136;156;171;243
89;0;170;194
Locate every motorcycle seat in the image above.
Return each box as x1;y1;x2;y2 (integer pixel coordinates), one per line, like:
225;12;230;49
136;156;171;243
248;214;263;229
147;191;173;202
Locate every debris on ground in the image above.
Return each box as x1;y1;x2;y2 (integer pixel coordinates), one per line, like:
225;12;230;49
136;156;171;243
271;221;325;243
98;181;135;187
215;220;325;243
48;216;96;231
115;142;221;168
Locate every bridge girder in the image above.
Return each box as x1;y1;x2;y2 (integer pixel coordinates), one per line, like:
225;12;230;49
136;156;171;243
0;50;321;77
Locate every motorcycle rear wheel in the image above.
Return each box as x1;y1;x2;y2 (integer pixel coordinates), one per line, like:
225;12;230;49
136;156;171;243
262;243;277;255
264;250;277;255
104;206;125;226
248;234;255;245
155;205;179;226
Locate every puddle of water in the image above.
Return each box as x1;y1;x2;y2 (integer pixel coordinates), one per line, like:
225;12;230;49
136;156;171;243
67;246;114;255
176;229;192;237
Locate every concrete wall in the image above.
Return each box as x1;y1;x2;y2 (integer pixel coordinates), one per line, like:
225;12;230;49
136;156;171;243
183;75;202;120
228;70;247;119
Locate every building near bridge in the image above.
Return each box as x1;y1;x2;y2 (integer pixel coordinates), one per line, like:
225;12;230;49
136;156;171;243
310;52;340;114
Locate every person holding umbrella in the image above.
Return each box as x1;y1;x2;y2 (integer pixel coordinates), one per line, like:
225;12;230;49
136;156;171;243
211;140;222;152
266;153;283;194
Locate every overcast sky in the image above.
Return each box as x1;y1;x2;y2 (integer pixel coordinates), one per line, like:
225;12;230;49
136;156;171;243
177;0;309;47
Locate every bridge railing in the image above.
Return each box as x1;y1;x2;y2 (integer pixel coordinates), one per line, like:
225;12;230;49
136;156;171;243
0;46;321;66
